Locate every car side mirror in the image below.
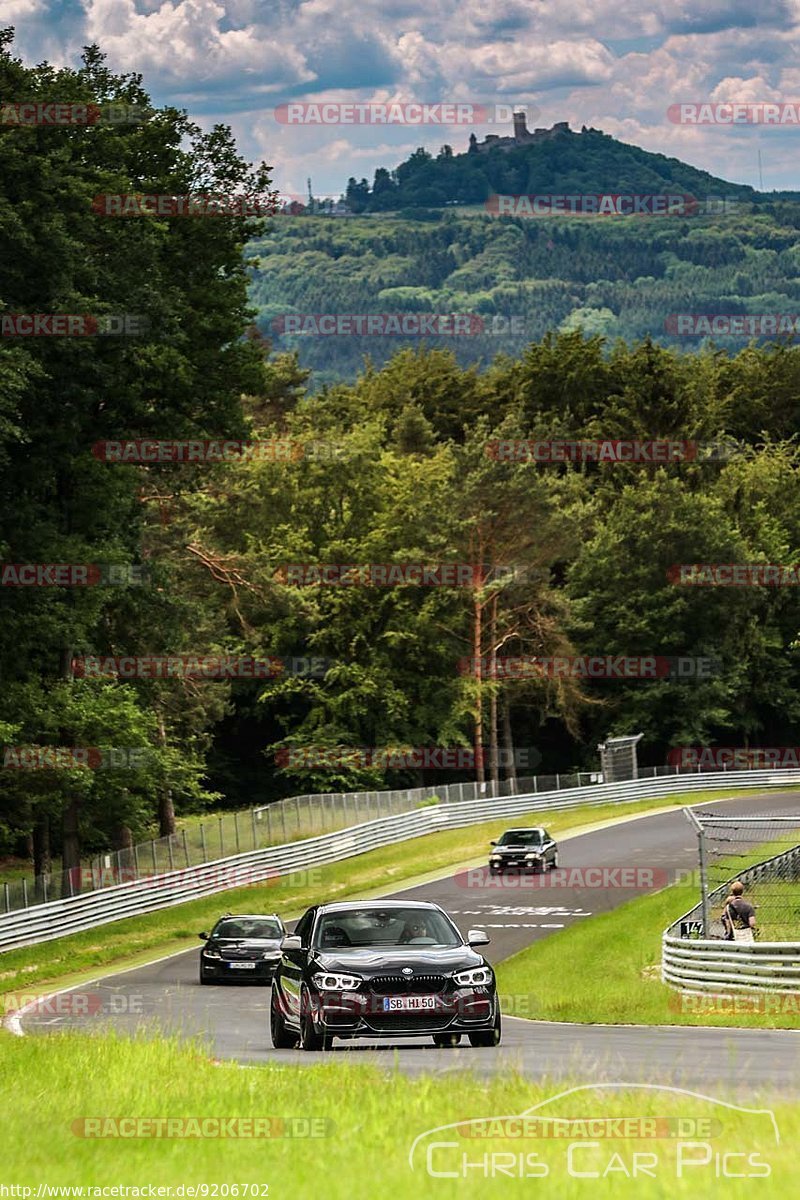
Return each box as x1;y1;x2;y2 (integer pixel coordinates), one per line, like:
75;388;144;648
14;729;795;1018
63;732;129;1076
198;931;209;940
282;934;302;951
467;929;490;946
490;840;497;846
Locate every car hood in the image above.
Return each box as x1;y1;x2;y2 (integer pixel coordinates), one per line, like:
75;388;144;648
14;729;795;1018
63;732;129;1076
310;946;485;975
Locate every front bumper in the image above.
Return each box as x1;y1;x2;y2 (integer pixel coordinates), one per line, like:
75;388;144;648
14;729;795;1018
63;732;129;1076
201;956;280;981
489;856;544;871
309;988;497;1037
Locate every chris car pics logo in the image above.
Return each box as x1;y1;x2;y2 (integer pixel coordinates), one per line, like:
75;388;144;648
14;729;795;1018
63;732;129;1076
408;1084;778;1180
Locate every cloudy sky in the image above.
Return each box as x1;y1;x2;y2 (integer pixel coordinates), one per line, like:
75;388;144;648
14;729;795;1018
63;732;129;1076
7;1;800;196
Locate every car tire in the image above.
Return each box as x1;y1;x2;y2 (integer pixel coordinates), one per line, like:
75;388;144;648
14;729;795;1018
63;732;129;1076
432;1032;462;1047
300;994;332;1051
199;971;213;985
551;851;559;869
269;986;297;1049
468;1008;502;1047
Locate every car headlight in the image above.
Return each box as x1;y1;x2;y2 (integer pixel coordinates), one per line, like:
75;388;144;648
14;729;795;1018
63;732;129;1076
454;966;493;987
262;950;281;960
490;856;502;862
202;948;222;959
525;852;542;859
312;972;362;991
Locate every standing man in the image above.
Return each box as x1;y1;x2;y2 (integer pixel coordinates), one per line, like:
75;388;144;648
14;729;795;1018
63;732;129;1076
722;880;757;942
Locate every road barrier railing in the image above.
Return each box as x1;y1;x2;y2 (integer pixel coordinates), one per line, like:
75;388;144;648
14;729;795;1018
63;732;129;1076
663;842;800;993
3;767;800;953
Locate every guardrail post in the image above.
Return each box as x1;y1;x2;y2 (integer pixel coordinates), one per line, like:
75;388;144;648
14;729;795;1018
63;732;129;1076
251;809;257;850
133;842;140;880
22;878;28;908
218;817;224;857
167;838;175;871
556;773;561;790
295;796;301;832
234;811;240;854
183;829;190;867
267;805;273;842
43;875;48;903
3;883;8;913
151;840;158;876
200;823;207;862
281;803;288;842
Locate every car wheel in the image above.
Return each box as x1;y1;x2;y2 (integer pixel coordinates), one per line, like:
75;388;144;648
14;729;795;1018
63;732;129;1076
300;994;332;1051
468;1008;502;1047
199;970;213;985
269;986;297;1049
551;851;559;869
432;1032;462;1047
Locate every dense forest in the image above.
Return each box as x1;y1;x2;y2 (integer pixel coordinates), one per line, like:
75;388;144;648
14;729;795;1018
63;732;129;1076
4;34;800;882
255;201;800;386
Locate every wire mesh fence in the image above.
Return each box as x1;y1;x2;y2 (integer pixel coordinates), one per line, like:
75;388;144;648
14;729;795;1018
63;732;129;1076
677;812;800;941
0;759;786;913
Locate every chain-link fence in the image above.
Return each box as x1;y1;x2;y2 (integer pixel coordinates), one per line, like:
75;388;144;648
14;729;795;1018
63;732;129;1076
677;811;800;940
0;759;786;913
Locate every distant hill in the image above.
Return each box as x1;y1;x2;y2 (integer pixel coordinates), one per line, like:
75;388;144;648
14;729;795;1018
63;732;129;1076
252;124;800;388
343;123;759;213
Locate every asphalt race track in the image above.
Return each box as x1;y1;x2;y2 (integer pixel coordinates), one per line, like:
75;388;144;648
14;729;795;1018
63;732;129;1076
18;792;800;1092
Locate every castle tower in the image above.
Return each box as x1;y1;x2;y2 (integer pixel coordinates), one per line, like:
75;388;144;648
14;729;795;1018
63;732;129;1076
512;111;529;142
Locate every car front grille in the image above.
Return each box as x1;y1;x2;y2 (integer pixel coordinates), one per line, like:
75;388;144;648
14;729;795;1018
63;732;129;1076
364;1012;452;1032
369;974;447;995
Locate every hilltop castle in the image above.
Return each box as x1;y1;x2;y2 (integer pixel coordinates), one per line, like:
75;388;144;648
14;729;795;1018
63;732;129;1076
468;112;571;154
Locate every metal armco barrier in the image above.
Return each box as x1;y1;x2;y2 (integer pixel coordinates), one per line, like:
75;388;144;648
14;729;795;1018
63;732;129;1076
3;767;799;953
663;841;800;993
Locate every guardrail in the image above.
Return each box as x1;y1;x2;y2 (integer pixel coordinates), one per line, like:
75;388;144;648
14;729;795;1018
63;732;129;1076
663;842;800;993
3;767;799;954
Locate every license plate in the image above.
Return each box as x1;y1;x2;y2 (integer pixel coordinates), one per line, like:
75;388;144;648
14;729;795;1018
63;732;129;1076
382;995;437;1012
227;962;256;970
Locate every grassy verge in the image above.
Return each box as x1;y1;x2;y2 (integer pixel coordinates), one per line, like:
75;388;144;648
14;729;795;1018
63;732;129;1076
0;1029;793;1197
0;785;792;1009
495;871;800;1030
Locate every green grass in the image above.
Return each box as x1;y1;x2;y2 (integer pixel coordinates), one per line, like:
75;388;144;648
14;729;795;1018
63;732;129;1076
495;870;800;1031
0;1029;793;1197
0;786;792;1010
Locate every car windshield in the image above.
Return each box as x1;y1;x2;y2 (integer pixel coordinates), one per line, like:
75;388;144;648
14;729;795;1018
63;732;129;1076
313;908;462;949
497;830;543;846
213;918;283;939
